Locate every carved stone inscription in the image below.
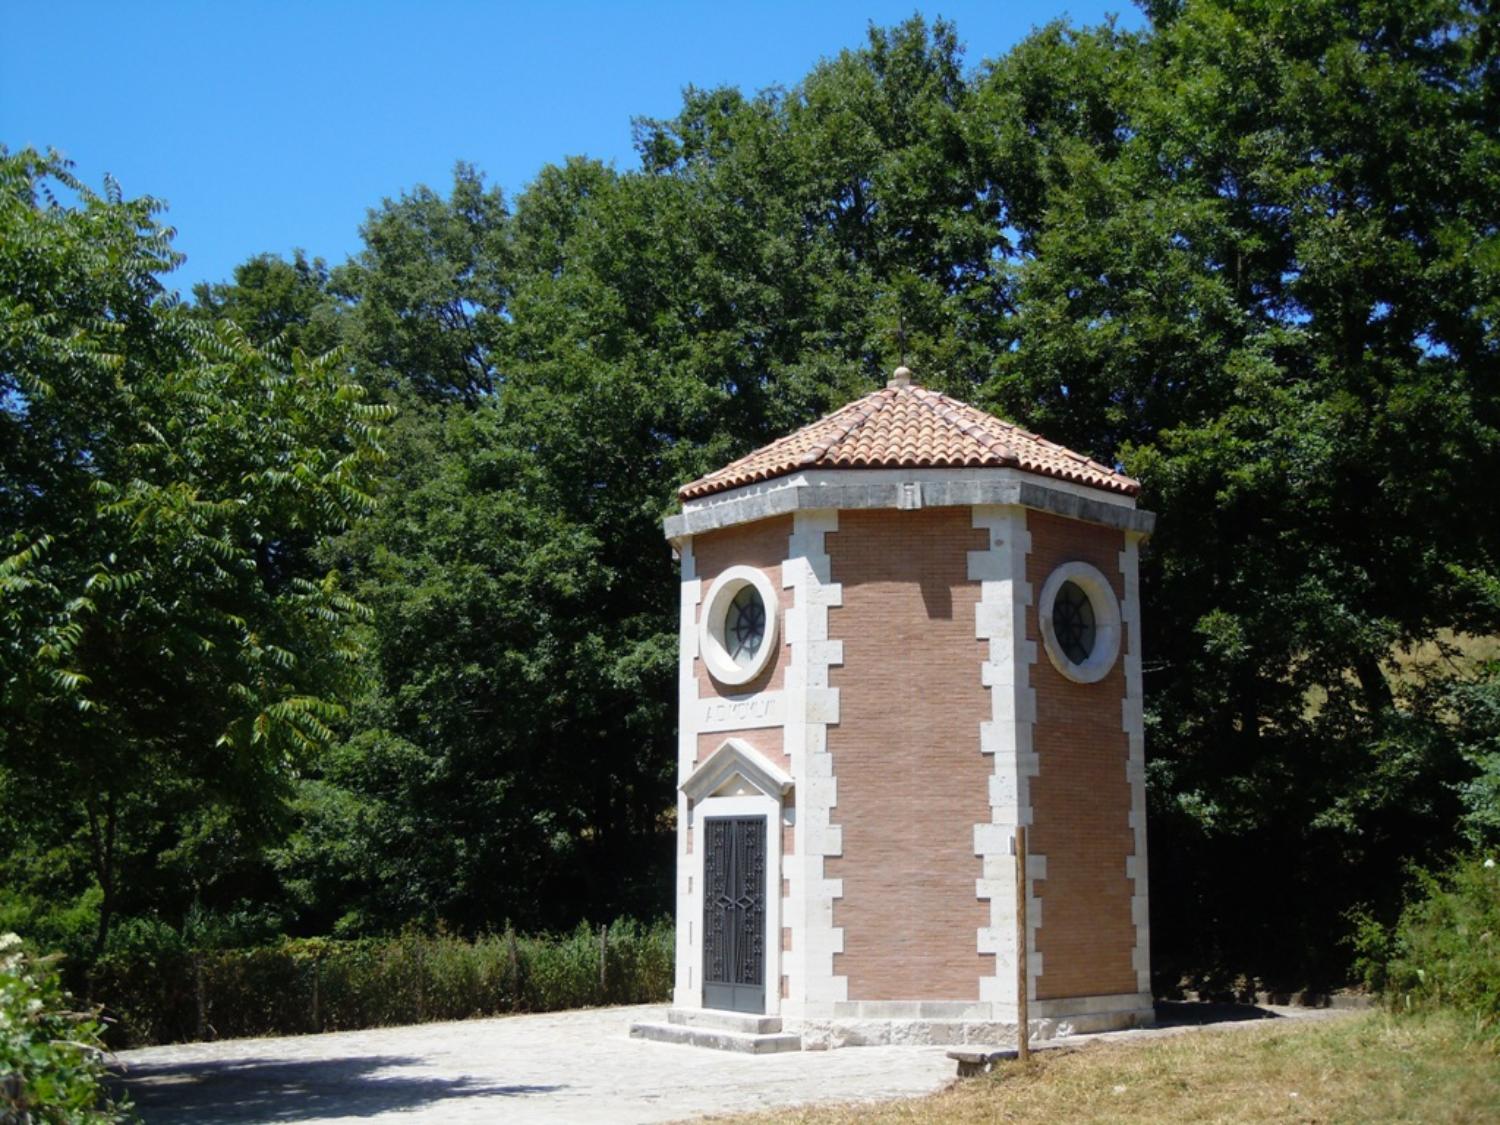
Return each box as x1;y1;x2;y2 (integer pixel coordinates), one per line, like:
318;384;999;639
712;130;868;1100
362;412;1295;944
699;691;784;732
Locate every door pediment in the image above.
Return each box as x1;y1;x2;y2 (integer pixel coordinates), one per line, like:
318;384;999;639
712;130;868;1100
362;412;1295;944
681;737;793;804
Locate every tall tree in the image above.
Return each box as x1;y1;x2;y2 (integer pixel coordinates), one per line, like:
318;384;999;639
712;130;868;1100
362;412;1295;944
979;0;1500;983
0;150;390;954
191;250;343;355
332;163;509;404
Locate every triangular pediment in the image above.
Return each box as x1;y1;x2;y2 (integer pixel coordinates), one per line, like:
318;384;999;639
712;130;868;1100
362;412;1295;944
681;737;793;804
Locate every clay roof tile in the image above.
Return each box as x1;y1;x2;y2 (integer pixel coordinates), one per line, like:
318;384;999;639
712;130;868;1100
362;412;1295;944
679;380;1139;500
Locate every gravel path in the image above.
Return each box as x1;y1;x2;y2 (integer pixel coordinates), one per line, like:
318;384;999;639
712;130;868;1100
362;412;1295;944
111;1005;952;1124
111;1001;1356;1124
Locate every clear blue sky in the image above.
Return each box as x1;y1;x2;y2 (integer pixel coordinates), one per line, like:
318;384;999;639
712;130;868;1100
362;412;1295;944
3;1;1144;293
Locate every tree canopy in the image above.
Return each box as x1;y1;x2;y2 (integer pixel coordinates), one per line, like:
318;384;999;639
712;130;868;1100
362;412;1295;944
3;0;1498;991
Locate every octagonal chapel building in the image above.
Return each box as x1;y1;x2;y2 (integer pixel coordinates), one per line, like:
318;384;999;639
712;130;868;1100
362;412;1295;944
638;368;1155;1051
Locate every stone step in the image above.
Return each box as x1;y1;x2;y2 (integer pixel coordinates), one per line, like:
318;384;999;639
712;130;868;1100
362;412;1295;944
629;1020;802;1054
666;1008;784;1036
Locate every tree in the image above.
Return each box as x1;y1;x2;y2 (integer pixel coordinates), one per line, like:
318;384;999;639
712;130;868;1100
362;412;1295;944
978;0;1500;983
332;163;509;404
191;249;343;355
9;4;1495;992
0;149;390;954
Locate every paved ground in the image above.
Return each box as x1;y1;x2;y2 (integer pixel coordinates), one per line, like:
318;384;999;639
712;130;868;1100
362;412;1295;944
111;1002;1355;1125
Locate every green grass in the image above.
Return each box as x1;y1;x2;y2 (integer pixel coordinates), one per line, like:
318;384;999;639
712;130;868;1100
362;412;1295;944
719;1012;1500;1124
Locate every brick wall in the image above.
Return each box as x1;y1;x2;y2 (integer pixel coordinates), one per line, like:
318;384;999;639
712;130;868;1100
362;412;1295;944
825;508;994;1001
690;516;793;772
1026;511;1138;1000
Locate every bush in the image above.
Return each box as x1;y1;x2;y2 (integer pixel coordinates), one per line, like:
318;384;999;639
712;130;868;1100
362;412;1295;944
0;933;133;1123
89;917;674;1047
1357;856;1500;1035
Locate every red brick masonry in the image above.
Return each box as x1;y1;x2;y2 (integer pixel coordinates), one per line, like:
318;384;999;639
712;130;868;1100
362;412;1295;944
825;508;994;1000
1026;511;1138;1000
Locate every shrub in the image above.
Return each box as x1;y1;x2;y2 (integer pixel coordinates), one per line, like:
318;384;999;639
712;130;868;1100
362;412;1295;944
0;933;133;1123
1357;856;1500;1035
90;917;674;1046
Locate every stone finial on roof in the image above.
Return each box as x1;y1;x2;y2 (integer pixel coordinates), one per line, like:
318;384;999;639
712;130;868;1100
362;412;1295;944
888;365;914;388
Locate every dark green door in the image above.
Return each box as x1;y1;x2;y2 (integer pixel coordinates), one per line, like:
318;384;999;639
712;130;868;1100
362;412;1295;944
702;816;767;1014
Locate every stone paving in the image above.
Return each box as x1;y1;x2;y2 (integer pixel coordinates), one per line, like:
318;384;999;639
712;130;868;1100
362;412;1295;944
111;1005;952;1124
111;1001;1355;1124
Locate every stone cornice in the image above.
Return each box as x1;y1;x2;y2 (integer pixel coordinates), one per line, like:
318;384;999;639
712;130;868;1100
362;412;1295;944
664;472;1156;542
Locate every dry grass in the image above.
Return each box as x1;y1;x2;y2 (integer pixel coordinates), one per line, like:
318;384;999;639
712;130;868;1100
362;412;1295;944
717;1013;1500;1125
1303;630;1498;719
1390;631;1500;686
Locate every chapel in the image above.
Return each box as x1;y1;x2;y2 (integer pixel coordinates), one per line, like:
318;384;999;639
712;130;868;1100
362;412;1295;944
631;367;1155;1051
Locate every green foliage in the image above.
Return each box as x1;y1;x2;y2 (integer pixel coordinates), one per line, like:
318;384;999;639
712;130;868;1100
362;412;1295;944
1356;857;1500;1036
1447;659;1500;848
89;919;672;1047
974;0;1500;986
332;163;509;404
191;250;343;354
0;148;391;956
0;934;133;1124
6;1;1500;1001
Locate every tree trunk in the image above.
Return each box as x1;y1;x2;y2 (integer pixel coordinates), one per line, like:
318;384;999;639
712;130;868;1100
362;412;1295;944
1355;653;1394;716
86;791;118;959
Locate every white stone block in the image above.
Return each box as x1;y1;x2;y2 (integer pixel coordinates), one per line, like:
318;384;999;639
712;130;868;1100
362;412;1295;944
974;601;1010;637
967;549;1007;583
783;606;808;646
807;688;840;724
981;855;1016;881
813;639;843;666
988;774;1018;808
979;721;1014;756
974;823;1011;855
975;878;1008;901
808;826;843;857
804;776;837;806
979;976;1010;1004
987;802;1021;825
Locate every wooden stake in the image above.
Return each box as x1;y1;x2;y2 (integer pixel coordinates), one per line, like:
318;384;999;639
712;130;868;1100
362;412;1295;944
599;924;608;996
1015;825;1030;1062
193;952;207;1042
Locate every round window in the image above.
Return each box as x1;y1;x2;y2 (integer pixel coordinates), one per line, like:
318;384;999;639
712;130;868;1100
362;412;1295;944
725;585;767;667
698;565;780;686
1051;580;1096;663
1038;562;1122;683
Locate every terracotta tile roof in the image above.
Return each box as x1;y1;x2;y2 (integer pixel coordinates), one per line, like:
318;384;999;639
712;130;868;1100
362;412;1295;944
679;381;1139;500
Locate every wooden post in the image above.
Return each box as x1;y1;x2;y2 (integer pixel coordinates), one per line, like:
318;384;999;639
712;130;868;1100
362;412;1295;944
598;924;609;997
507;927;520;1009
193;951;207;1042
1015;825;1030;1063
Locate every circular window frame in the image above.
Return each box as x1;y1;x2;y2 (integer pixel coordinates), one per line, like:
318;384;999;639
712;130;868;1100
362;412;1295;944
1038;561;1122;684
699;565;780;687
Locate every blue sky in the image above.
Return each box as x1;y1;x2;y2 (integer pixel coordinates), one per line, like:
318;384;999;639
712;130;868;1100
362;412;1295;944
3;1;1144;293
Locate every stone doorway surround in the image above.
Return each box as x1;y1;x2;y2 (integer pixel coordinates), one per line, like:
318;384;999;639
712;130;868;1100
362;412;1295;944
632;738;800;1052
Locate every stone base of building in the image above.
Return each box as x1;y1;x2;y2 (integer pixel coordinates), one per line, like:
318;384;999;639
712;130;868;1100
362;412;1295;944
791;1008;1153;1051
628;1008;802;1054
632;994;1155;1053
